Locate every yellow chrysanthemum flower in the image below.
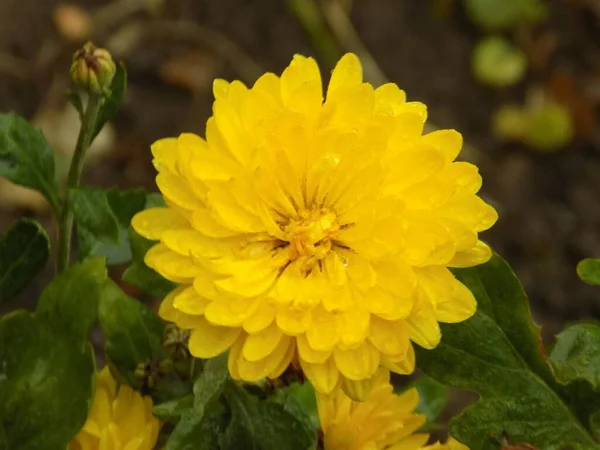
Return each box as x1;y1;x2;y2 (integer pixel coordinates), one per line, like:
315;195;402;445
132;53;497;397
317;369;468;450
69;367;161;450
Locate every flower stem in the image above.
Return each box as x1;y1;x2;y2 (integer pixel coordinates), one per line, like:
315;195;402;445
56;94;103;273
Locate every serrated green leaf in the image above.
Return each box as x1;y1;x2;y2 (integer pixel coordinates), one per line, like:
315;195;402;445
550;323;600;389
0;310;95;450
98;280;165;380
77;187;147;265
36;257;107;343
0;219;50;305
416;253;597;450
122;227;176;297
70;186;120;244
0;112;60;213
577;259;600;286
410;376;449;426
222;381;317;450
92;63;127;141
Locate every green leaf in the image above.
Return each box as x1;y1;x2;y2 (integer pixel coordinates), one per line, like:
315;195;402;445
577;259;600;286
464;0;548;30
409;376;449;426
0;219;50;305
153;395;194;421
92;63;127;141
165;403;230;450
590;410;600;441
122;227;176;297
70;186;120;244
550;323;600;389
0;310;95;450
0;112;60;213
77;187;147;265
36;257;107;343
472;36;527;88
222;381;317;450
272;382;320;433
194;354;230;411
416;253;598;450
65;90;84;119
98;280;165;378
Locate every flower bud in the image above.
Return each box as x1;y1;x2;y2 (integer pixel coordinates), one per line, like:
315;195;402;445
69;41;115;94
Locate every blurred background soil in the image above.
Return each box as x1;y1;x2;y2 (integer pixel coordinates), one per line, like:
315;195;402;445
1;0;600;435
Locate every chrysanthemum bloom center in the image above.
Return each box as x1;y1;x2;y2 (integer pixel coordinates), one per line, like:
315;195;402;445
285;208;340;264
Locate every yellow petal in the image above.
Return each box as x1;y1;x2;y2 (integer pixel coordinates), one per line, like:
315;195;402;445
368;317;410;357
204;298;260;327
327;53;362;98
242;322;284;362
172;286;210;315
280;55;322;115
366;287;413;321
213;78;230;100
405;298;441;349
131;208;189;241
300;357;340;394
151;137;179;173
145;243;201;283
381;343;415;375
417;266;477;323
243;300;276;333
306;306;340;351
439;196;498;232
188;318;240;358
267;338;296;379
297;333;331;364
333;342;380;381
374;83;406;114
276;306;312;335
191;208;240;238
448;240;492;268
236;335;292;381
421;129;463;162
158;288;182;322
156;172;204;211
338;307;370;348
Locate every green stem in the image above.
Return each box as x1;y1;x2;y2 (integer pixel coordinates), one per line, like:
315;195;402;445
56;94;103;273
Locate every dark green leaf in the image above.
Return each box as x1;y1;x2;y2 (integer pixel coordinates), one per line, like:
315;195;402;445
409;376;449;426
272;382;319;433
0;219;49;304
77;187;147;265
165;403;229;450
36;257;107;343
70;186;120;244
0;112;60;212
92;63;127;141
145;192;166;208
577;259;600;286
0;310;95;450
153;395;194;421
194;354;230;411
222;381;317;450
122;227;176;297
416;253;598;450
98;280;165;377
550;323;600;389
